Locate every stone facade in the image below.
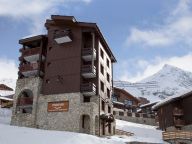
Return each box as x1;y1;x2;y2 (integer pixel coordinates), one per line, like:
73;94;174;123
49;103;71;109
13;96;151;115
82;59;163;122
11;77;42;127
11;77;115;136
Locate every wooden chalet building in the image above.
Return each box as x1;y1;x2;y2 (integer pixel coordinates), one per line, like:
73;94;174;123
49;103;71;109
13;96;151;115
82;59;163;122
153;91;192;144
112;87;140;112
0;84;14;108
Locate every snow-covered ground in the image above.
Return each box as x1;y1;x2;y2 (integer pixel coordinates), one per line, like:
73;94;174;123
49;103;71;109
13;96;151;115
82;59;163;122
114;119;164;143
0;108;12;125
0;108;165;144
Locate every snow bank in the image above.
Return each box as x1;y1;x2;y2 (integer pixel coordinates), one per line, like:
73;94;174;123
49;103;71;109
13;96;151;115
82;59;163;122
0;124;125;144
0;108;12;124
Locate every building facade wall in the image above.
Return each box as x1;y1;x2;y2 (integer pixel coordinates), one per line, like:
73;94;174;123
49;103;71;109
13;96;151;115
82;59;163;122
42;24;82;95
36;92;99;134
12;16;116;136
11;77;42;127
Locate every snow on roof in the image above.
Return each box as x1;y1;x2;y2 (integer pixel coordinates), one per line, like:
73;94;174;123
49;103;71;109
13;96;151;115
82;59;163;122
0;90;14;97
153;89;192;110
0;96;13;101
113;101;124;105
140;101;159;108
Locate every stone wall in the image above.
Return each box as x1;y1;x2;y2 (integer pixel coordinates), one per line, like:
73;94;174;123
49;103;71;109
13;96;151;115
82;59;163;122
36;92;99;135
114;110;157;126
11;77;115;136
11;77;42;127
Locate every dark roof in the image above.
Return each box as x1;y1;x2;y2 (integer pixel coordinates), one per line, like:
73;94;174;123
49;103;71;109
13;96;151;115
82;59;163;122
0;84;13;91
19;35;46;44
153;90;192;110
114;87;140;103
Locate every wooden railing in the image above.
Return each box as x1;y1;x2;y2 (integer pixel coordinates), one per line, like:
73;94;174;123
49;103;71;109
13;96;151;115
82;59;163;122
20;47;41;57
17;97;33;106
174;119;185;127
81;65;96;74
173;108;184;116
81;83;96;93
82;48;96;56
1;101;13;108
19;62;44;72
163;131;192;141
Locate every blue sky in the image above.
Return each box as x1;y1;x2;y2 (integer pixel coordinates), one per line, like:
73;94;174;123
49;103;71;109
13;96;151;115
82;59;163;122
0;0;192;82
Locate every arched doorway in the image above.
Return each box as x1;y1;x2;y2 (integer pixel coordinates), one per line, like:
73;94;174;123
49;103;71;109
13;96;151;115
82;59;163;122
16;89;33;114
81;114;90;134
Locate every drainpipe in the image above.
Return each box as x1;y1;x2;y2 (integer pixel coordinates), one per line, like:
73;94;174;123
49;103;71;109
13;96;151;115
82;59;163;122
91;32;95;71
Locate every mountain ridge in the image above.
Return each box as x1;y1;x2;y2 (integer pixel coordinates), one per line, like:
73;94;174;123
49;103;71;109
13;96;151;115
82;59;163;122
115;64;192;102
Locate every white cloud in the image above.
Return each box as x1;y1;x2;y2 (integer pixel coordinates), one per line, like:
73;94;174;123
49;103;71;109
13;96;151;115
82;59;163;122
118;53;192;82
125;0;192;47
0;0;92;34
0;58;18;80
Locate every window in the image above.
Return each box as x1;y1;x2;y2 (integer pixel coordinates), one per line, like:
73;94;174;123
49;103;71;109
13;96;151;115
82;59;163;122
47;62;51;67
102;100;105;111
112;94;118;102
82;115;85;128
49;46;52;51
100;49;104;59
108;123;111;134
107;59;109;68
84;97;90;103
107;73;110;82
108;106;111;113
107;88;110;98
100;81;104;92
100;64;104;75
46;79;50;84
124;100;133;106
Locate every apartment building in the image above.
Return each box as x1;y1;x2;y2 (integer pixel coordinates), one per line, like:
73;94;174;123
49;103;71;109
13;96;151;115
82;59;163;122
11;15;116;136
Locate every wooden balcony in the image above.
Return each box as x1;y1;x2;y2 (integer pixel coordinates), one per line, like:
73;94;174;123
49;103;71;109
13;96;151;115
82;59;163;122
20;47;45;62
19;62;44;77
173;108;184;116
82;48;96;61
1;101;13;108
174;119;185;127
17;97;33;106
54;31;72;44
81;82;96;96
81;65;96;78
163;131;192;141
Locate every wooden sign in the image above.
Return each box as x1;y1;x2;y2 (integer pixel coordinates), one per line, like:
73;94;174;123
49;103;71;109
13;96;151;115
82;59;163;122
48;101;69;112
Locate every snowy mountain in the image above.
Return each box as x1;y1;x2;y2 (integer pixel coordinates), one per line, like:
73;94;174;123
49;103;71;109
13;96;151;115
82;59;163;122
115;64;192;102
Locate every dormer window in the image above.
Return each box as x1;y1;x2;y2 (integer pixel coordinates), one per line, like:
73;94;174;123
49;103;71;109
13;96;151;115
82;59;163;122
54;29;72;44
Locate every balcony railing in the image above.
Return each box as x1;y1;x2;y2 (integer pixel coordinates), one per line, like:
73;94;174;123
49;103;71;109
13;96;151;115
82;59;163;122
1;101;13;108
19;63;39;72
17;97;33;106
19;62;44;77
81;65;96;78
174;119;185;127
81;82;96;96
21;47;41;56
173;107;184;116
82;48;96;61
163;131;192;141
20;47;45;62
